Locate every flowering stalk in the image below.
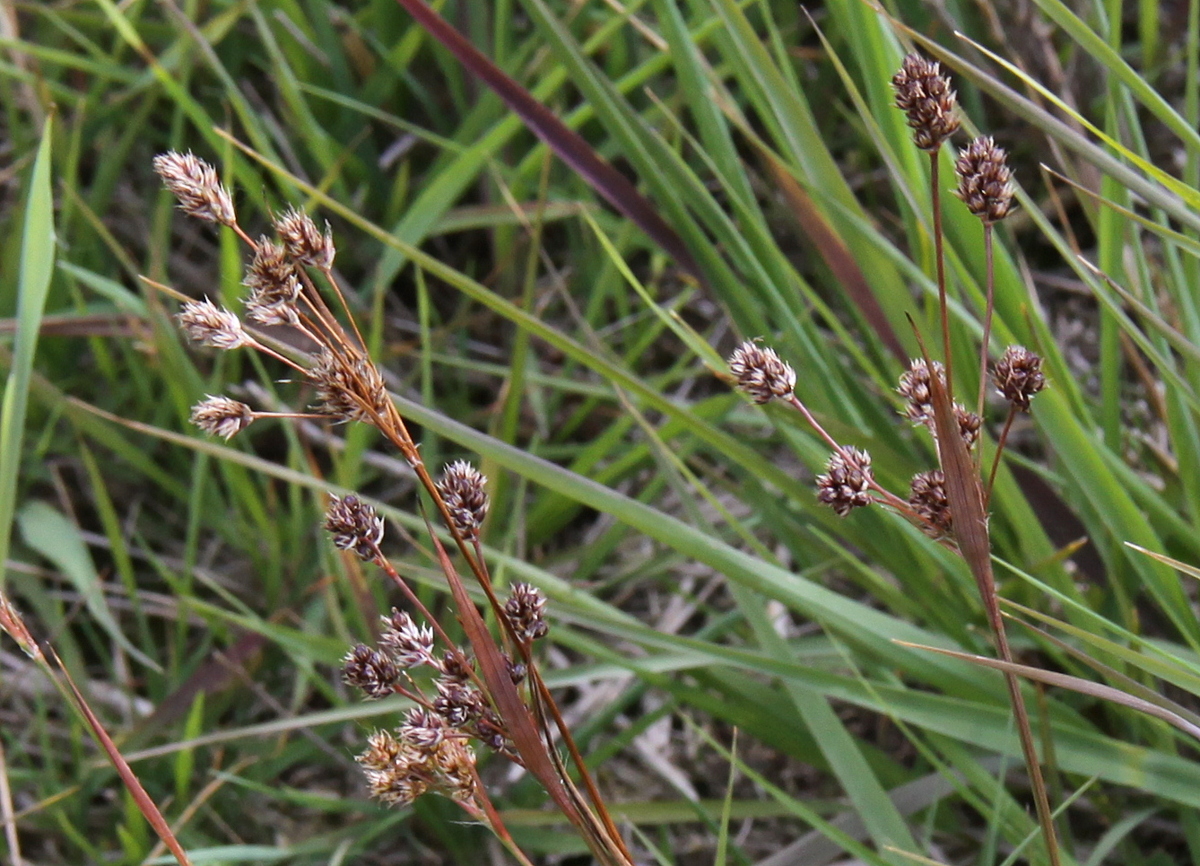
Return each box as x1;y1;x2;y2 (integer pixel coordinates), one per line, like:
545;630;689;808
153;153;635;866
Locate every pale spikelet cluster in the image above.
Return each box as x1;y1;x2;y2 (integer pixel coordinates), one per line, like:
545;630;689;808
190;396;255;440
727;341;796;404
324;495;385;562
152;151;236;226
356;726;477;807
342;606;517;793
437;461;489;540
955;137;1015;224
155;151;388;440
892;53;960;152
994;345;1046;411
816;448;874;517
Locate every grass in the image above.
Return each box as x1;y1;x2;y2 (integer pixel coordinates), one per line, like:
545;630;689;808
2;0;1200;863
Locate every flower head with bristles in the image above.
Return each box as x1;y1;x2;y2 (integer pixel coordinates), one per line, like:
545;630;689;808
994;345;1046;411
504;583;549;642
243;238;303;326
379;608;437;669
892;54;960;152
152;151;237;226
178;298;249;350
307;349;391;423
190;396;255;440
816;448;874;517
955;137;1015;224
324;495;384;561
437;461;489;541
275;206;335;269
343;644;401;699
727;341;796;404
897;358;944;427
909;470;952;537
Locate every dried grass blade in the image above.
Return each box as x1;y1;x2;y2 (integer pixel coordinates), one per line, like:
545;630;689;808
895;641;1200;742
764;153;906;362
392;0;701;279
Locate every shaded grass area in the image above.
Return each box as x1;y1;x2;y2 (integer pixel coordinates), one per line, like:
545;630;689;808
2;1;1200;863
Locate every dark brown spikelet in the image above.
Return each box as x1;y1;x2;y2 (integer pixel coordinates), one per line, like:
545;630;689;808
955;404;982;449
892;54;960;152
343;644;401;699
324;494;384;561
897;358;945;427
954;136;1015;224
152;151;237;226
727;341;796;404
379;608;437;668
815;448;874;517
437;461;489;540
993;345;1046;410
504;583;549;642
190;396;255;440
909;470;952;537
275;206;335;269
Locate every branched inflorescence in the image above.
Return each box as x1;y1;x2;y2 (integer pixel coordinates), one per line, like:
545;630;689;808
153;153;626;862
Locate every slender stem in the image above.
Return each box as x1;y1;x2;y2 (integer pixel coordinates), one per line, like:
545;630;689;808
976;225;996;423
990;611;1062;866
931;151;953;396
986;407;1017;508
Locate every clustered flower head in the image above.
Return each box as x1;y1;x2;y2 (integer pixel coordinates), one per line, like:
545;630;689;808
955;136;1015;224
727;341;796;404
152;151;236;226
504;583;549;642
994;345;1046;411
342;605;518;806
892;53;960;152
189;396;255;440
324;495;385;562
437;461;489;541
816;448;874;517
897;359;980;450
909;470;952;537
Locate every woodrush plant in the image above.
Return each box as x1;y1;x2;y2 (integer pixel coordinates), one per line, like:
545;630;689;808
727;54;1058;864
152;151;635;866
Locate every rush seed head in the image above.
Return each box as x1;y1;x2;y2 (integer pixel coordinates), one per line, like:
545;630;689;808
178;298;249;350
892;53;960;152
994;345;1046;410
275;206;335;269
190;395;255;440
909;469;952;537
897;358;945;428
379;608;437;669
437;461;489;540
152;151;237;226
955;136;1015;224
324;494;384;561
343;644;401;699
815;448;874;517
504;583;549;642
727;341;796;404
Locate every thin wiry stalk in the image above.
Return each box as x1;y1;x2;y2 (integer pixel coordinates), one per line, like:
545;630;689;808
976;224;996;423
931;152;953;397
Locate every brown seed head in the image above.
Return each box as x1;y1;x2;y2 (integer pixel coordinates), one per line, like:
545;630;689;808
178;298;249;350
897;358;945;428
954;137;1015;223
307;349;391;423
357;729;404;772
379;608;437;668
433;680;487;728
324;494;384;561
152;151;236;226
993;345;1046;410
342;644;400;699
892;54;960;152
727;341;796;404
399;708;448;750
955;403;982;449
190;396;255;440
436;460;489;540
275;206;335;269
909;470;952;537
815;447;874;517
439;649;474;683
244;238;302;326
504;582;549;641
